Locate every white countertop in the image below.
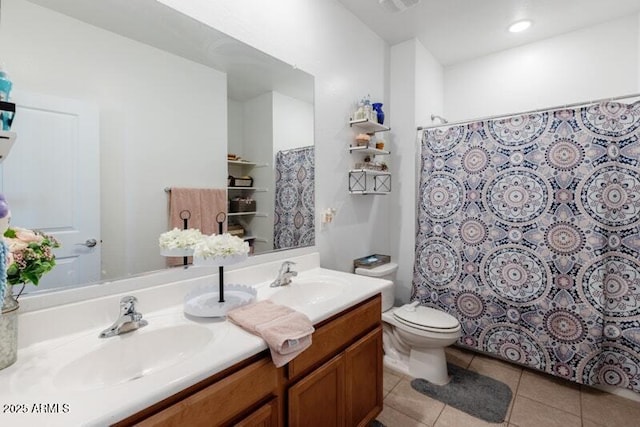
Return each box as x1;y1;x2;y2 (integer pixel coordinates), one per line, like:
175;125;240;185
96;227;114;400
0;254;392;427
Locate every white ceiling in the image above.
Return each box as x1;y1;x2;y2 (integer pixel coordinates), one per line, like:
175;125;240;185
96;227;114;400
338;0;640;65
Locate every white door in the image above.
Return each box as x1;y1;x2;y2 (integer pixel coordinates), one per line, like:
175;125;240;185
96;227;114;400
0;91;100;292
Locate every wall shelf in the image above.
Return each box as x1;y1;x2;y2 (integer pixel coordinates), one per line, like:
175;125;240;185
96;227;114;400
227;211;268;217
348;191;390;195
349;118;390;134
227;187;268;192
348;115;391;195
227;160;268;167
348;168;390;176
348;145;390;156
0;130;17;162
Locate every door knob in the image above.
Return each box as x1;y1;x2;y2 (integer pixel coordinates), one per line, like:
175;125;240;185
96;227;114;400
76;238;98;248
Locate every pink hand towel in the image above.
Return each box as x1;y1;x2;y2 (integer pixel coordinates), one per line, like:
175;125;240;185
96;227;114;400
255;311;315;354
200;188;228;234
227;300;297;334
227;300;315;367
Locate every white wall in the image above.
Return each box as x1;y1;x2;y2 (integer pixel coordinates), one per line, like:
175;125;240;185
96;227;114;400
243;93;275;253
389;39;443;304
157;0;390;273
227;99;244;157
444;15;640;121
0;0;227;279
273;92;314;153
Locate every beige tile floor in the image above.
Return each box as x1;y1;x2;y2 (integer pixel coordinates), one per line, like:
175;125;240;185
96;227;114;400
378;346;640;427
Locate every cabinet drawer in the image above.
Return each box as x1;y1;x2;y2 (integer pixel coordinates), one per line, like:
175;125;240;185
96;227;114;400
137;358;278;427
234;398;278;427
288;295;381;380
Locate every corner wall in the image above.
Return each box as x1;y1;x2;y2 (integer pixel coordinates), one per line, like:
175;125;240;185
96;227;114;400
444;15;640;121
389;39;443;304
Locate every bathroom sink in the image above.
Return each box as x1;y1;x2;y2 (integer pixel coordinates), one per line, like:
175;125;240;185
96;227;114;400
52;324;213;391
10;318;219;394
267;276;348;308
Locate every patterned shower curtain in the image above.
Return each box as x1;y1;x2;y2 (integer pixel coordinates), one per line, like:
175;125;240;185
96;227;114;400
412;101;640;393
274;146;315;249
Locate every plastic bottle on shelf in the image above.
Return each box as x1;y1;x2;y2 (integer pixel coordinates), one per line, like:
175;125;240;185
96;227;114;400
0;64;13;131
354;99;365;120
363;95;373;122
0;65;11;102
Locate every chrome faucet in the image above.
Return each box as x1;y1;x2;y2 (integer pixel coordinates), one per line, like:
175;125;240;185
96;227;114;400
99;296;148;338
270;261;298;287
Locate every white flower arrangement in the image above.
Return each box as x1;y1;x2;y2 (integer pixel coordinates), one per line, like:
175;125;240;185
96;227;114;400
159;228;204;256
159;228;204;249
193;233;249;266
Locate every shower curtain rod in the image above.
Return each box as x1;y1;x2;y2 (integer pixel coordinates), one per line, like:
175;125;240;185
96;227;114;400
416;92;640;130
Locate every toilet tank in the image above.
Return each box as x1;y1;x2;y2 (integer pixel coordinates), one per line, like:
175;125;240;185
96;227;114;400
355;262;398;312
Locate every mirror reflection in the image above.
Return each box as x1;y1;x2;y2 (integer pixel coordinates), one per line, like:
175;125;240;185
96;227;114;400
0;0;315;293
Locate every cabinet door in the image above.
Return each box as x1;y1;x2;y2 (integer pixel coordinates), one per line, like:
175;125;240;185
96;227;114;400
288;354;345;427
234;398;278;427
345;327;383;427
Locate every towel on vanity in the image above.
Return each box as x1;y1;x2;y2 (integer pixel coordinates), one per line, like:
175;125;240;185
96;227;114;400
227;300;315;367
167;187;227;266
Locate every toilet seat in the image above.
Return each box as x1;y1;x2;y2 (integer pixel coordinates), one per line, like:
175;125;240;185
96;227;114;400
392;303;460;334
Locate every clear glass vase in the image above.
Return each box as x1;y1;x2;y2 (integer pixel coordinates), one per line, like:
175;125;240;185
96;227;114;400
0;289;19;370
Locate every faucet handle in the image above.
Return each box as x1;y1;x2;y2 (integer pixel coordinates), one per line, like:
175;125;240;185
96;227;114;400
119;296;139;315
282;261;296;272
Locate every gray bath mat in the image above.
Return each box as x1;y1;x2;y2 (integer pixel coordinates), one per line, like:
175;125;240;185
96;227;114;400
411;363;512;423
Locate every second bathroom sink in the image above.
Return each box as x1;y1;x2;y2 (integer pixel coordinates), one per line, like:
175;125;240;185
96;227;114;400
266;276;348;308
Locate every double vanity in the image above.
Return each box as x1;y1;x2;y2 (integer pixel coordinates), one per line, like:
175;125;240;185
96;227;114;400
0;252;392;426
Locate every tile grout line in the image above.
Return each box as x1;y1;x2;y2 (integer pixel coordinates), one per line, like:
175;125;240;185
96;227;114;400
431;401;447;427
513;384;583;421
513;395;584;425
506;368;523;426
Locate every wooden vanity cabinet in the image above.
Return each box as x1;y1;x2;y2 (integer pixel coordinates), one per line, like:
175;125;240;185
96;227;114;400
286;295;383;427
114;294;382;427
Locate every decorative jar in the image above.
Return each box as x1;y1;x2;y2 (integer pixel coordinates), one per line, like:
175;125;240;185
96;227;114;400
0;289;18;370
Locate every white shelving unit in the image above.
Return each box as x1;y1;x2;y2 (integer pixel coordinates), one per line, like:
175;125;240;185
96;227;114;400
348;118;391;195
227;187;268;192
227;160;268;167
227;159;270;251
227;211;268;218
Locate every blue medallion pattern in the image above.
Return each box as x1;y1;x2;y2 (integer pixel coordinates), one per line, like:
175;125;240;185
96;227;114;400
274;147;315;249
413;101;640;394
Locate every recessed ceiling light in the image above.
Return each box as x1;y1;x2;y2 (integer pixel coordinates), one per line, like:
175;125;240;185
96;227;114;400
508;20;532;33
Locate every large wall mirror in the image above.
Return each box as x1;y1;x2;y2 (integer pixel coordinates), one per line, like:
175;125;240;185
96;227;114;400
0;0;315;294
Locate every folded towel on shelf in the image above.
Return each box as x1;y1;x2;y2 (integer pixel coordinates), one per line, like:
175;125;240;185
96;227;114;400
227;300;315;367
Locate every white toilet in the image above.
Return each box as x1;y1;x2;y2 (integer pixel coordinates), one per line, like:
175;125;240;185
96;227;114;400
355;262;462;385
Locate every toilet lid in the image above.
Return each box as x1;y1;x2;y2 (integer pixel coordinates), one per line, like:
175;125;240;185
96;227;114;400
393;304;459;331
